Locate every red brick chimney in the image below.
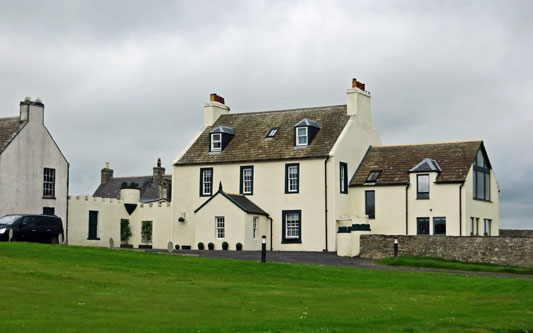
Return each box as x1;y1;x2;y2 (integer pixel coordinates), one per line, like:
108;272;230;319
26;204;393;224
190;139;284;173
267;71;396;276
352;78;366;92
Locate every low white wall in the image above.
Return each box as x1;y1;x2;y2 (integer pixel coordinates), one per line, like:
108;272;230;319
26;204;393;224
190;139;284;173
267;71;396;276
336;230;371;257
68;196;171;249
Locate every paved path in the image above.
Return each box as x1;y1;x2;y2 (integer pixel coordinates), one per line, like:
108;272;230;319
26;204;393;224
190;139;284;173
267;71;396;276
142;249;533;280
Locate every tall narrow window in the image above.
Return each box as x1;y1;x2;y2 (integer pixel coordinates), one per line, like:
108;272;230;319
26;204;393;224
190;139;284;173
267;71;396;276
253;216;258;239
295;127;308;146
200;168;213;197
240;166;254;195
340;162;348;194
417;174;429;199
470;217;475;236
282;210;301;243
484;219;491;236
365;190;375;219
417;217;429;235
433;217;446;235
43;168;55;198
476;217;480;235
88;210;99;240
285;163;299;193
141;221;153;244
474;150;490;200
215;216;225;239
211;133;222;152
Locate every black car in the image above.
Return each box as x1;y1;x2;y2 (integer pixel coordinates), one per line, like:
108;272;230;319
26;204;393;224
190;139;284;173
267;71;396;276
0;214;64;244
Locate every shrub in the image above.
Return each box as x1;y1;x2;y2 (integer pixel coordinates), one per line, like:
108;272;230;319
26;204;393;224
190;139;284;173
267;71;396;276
198;242;205;250
236;243;243;251
222;242;229;250
120;219;132;243
174;244;180;250
208;242;214;250
141;221;152;243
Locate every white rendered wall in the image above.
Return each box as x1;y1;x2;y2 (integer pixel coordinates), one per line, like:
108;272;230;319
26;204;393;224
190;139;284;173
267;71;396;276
0;104;68;231
463;166;499;236
68;196;171;249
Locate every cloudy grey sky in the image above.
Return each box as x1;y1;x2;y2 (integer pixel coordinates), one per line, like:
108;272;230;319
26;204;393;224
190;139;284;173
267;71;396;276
0;0;531;228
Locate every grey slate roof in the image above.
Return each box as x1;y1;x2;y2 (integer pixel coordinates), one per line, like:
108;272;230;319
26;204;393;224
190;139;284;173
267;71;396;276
210;125;235;135
350;141;485;186
194;185;269;216
294;118;321;128
93;175;171;202
409;158;442;173
176;105;350;165
0;116;26;154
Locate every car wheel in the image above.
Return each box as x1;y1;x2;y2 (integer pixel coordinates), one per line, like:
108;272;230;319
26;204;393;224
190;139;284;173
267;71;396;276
50;234;60;245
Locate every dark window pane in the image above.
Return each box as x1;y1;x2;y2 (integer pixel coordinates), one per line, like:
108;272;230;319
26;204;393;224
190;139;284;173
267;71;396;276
365;191;375;219
433;217;446;235
417;175;429;199
417;217;429;235
476;170;484;199
485;173;490;200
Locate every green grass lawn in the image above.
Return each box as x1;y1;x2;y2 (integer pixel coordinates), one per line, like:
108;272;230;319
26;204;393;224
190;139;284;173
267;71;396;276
0;243;532;333
378;256;533;275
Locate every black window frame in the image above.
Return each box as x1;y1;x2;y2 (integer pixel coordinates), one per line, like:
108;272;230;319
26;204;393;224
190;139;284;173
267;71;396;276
473;150;490;201
199;167;214;197
417;174;430;199
365;170;381;184
43;207;55;216
239;165;254;195
282;210;302;244
340;162;348;194
285;163;300;194
417;217;430;235
433;217;446;235
365;190;375;219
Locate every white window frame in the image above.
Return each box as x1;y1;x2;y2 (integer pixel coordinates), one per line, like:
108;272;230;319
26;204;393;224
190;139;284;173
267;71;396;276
253;216;258;239
288;165;298;192
295;127;308;146
43;168;55;198
202;170;212;196
285;213;300;239
215;216;225;239
211;133;222;152
242;168;253;194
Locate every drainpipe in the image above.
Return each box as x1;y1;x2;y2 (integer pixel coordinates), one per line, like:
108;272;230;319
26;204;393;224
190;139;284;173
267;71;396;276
405;183;410;235
267;216;273;251
324;156;330;252
459;183;464;236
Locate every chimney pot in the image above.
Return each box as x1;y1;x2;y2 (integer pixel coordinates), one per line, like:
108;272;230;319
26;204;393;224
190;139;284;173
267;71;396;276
210;93;217;102
105;162;109;169
352;78;358;88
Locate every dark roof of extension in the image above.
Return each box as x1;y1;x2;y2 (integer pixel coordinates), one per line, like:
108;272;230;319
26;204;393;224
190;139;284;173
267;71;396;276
176;105;351;165
0;116;27;154
194;184;269;216
93;175;171;202
350;141;485;186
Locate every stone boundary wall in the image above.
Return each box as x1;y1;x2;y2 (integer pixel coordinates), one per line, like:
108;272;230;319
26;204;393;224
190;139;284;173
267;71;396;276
499;229;533;238
359;234;533;268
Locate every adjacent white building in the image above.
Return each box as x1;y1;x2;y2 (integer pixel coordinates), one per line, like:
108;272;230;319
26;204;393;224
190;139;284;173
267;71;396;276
0;99;69;231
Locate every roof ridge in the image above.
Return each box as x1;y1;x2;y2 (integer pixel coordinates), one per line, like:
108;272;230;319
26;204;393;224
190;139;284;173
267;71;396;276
222;104;347;116
372;140;482;148
109;174;171;180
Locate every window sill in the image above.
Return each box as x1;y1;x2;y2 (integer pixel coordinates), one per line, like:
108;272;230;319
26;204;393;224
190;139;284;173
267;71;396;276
200;194;212;197
87;237;100;241
282;239;302;244
285;191;299;194
416;197;430;200
42;196;56;200
473;198;492;203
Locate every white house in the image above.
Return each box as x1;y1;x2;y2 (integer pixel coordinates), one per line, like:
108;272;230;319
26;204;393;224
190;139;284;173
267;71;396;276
347;141;499;237
0;98;69;233
172;79;382;251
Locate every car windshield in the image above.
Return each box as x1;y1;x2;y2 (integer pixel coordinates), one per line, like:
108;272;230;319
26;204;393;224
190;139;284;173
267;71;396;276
0;215;22;225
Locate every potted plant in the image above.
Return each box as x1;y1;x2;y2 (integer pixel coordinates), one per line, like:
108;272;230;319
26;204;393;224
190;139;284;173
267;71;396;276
208;242;214;250
198;242;205;250
236;243;243;251
222;241;229;251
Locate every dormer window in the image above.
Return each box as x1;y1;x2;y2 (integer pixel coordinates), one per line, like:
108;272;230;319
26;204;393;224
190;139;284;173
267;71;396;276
209;126;234;152
266;127;279;139
211;133;221;151
296;127;308;146
293;118;321;147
